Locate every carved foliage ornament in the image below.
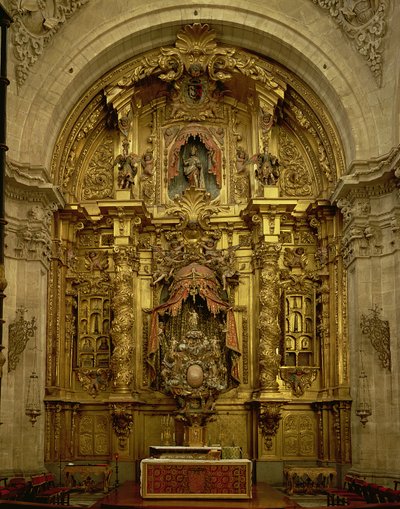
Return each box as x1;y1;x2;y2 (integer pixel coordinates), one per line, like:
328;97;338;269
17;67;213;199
165;187;224;234
10;0;90;87
258;402;284;450
8;307;37;372
76;368;112;398
280;367;318;397
360;305;391;370
120;23;281;91
110;404;133;449
312;0;387;86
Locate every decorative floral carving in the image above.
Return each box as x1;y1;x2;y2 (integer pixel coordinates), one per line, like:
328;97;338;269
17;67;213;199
8;307;37;372
341;222;383;266
360;305;391;370
82;136;114;200
258;402;284;450
312;0;387;86
10;0;90;86
254;242;282;392
280;367;318;397
76;368;112;397
110;404;134;449
110;247;136;392
279;130;313;197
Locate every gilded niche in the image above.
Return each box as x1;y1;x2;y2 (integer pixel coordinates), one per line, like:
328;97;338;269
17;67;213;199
147;193;241;428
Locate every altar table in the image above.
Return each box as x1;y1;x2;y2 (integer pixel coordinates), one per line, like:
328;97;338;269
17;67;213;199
140;458;252;499
283;465;336;495
63;464;112;493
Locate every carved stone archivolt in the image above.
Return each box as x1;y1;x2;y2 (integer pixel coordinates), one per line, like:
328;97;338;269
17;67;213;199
9;0;90;86
312;0;387;86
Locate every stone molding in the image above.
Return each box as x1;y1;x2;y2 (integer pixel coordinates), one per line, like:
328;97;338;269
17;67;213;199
332;146;400;265
5;160;65;267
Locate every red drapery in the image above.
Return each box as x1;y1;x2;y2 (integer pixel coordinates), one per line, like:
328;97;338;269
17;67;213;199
148;262;240;383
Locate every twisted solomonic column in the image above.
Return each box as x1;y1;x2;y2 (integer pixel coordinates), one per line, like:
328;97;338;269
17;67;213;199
110;247;136;394
254;241;282;393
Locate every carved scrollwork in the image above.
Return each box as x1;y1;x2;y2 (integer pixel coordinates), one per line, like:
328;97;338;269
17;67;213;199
360;305;391;370
8;307;37;372
258;402;284;450
280;367;318;397
312;0;387;86
110;404;134;449
10;0;90;87
120;23;281;91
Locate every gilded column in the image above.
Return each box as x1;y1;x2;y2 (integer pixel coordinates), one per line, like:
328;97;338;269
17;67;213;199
110;246;136;395
254;241;282;393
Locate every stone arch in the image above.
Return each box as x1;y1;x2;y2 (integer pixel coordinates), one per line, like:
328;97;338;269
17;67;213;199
48;28;345;204
8;1;391;173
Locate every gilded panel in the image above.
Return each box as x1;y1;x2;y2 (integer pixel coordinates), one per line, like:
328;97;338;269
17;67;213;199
282;413;316;458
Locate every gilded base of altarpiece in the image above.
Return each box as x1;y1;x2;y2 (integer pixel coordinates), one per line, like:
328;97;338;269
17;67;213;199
140;458;252;499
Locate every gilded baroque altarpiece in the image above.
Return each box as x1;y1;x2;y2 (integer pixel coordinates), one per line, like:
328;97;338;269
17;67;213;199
44;24;350;473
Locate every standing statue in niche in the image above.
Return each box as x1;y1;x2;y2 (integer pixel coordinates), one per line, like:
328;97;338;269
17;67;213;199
114;140;140;190
256;146;280;186
183;146;203;188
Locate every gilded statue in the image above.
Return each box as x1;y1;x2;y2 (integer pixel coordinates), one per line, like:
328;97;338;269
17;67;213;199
183;146;203;188
114;140;140;190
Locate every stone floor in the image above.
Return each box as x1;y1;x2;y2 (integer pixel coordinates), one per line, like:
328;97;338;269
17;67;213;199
68;489;106;507
69;484;327;508
275;487;327;507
